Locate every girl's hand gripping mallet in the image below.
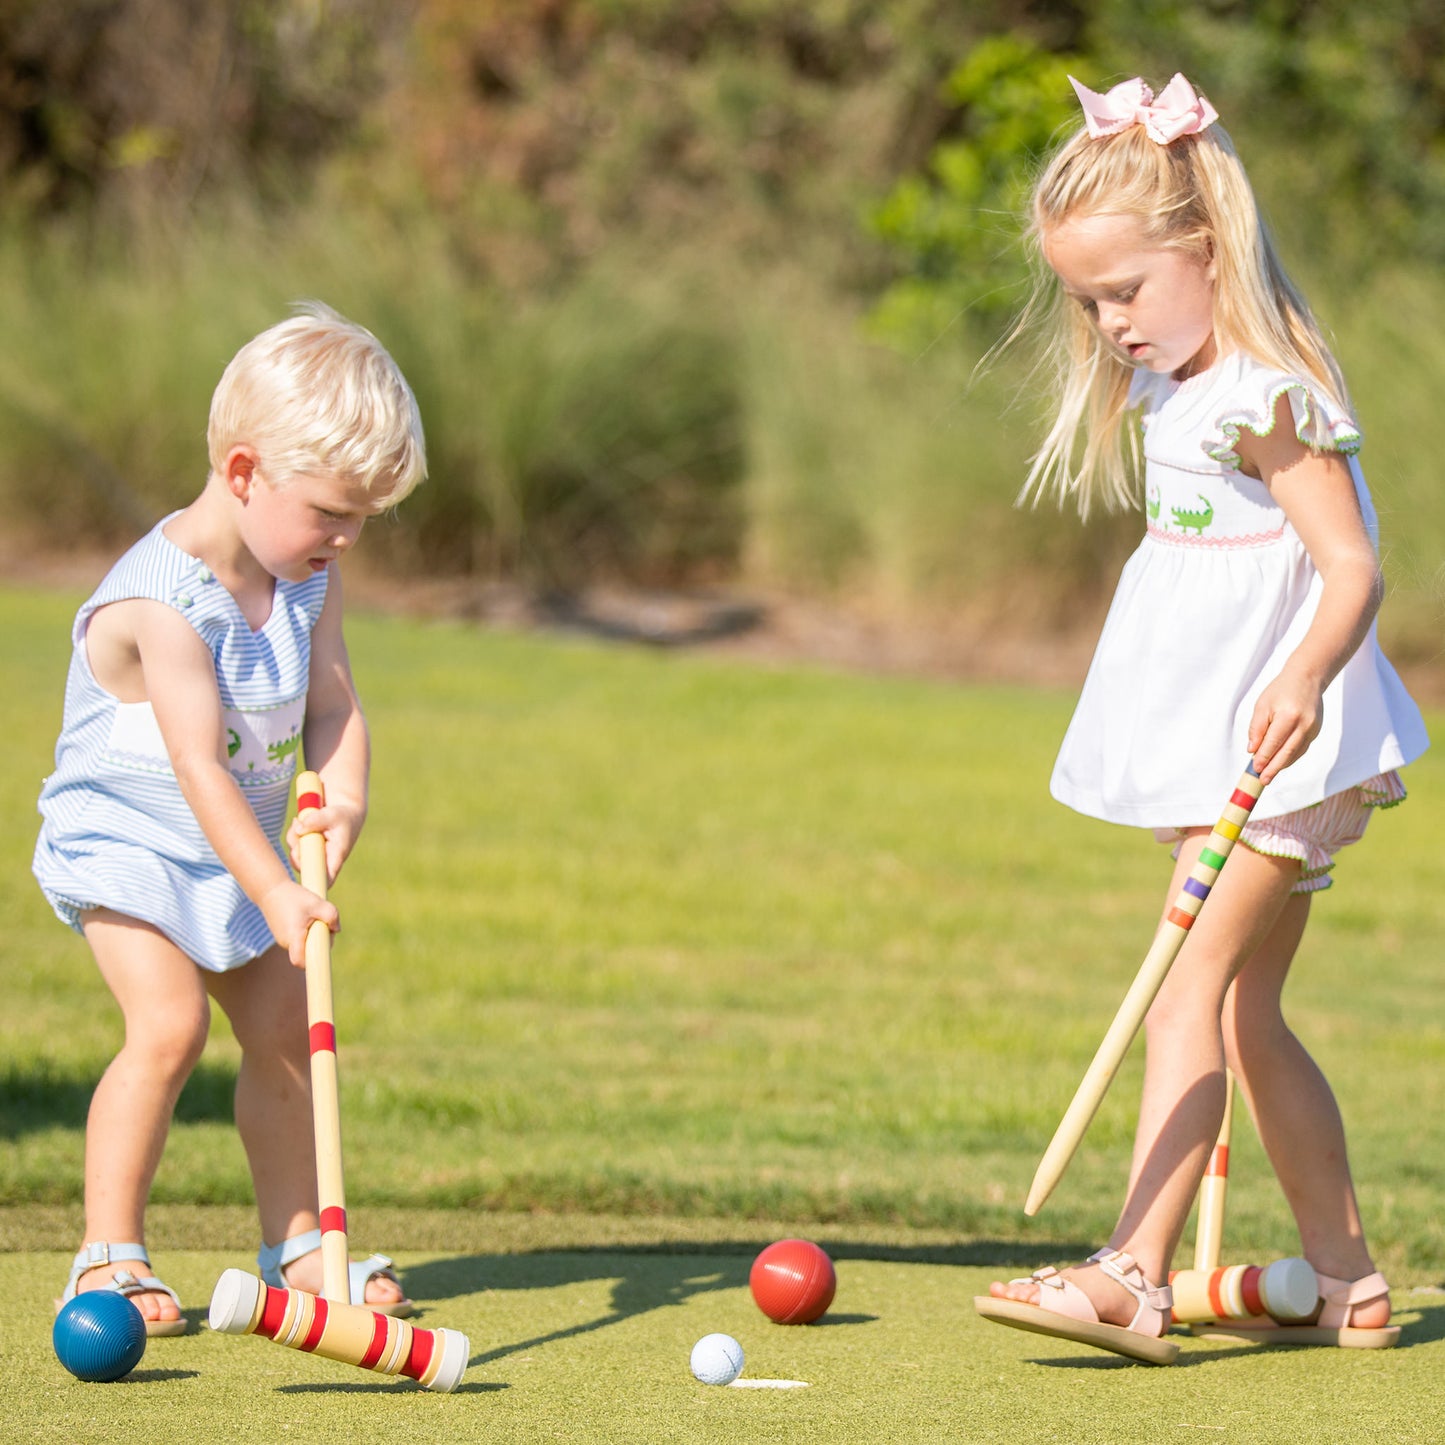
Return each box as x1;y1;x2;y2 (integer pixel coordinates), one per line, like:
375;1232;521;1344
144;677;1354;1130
209;773;472;1391
1024;762;1265;1216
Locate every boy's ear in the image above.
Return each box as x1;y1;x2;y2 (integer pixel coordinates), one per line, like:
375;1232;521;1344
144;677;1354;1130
223;446;260;500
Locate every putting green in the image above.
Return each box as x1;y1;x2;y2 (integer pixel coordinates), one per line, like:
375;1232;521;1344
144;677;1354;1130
8;1229;1444;1444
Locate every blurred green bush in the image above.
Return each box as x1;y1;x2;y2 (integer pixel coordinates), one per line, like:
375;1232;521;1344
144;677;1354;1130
0;2;1439;668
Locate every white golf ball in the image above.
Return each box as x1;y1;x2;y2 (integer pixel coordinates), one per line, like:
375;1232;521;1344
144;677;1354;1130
690;1332;744;1385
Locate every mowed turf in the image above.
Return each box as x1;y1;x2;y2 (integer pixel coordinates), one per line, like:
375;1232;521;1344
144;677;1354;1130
8;1226;1445;1445
3;584;1444;1440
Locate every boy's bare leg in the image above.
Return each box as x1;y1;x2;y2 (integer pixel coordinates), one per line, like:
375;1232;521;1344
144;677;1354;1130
206;943;404;1308
75;910;209;1328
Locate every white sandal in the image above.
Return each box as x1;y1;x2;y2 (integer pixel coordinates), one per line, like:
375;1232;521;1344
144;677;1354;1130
257;1229;415;1317
58;1242;186;1337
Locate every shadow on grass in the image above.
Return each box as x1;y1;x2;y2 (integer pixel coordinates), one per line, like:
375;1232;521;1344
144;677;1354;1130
402;1238;1092;1368
403;1245;1445;1372
0;1058;238;1136
1395;1299;1445;1347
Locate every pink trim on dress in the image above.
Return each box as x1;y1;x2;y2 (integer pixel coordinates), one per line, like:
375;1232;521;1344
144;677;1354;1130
1145;523;1285;550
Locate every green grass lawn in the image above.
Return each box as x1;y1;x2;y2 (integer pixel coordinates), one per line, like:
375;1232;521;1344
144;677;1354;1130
3;583;1443;1440
8;1230;1445;1445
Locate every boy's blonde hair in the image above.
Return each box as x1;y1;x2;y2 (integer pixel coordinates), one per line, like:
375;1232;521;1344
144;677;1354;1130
1020;116;1351;516
208;302;426;505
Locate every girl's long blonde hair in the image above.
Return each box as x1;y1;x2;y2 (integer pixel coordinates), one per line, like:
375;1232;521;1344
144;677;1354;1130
1020;114;1352;517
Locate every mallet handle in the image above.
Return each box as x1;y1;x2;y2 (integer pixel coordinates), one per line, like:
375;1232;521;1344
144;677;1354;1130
1023;763;1264;1216
1193;1069;1234;1273
296;771;351;1304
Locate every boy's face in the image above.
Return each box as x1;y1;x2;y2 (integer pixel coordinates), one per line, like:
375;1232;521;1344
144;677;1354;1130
235;464;389;583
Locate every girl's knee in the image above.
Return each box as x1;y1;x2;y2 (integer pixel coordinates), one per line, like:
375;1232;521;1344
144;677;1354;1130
1222;999;1288;1068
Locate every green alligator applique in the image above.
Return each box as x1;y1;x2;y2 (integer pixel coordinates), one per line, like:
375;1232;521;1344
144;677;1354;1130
267;731;303;765
227;728;242;758
1146;486;1161;521
1171;494;1214;535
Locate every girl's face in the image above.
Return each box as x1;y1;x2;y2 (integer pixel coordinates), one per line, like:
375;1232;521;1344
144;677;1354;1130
1043;212;1217;380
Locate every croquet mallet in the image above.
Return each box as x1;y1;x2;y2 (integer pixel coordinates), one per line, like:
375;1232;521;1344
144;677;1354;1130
209;773;471;1391
1024;762;1265;1216
1169;1071;1317;1326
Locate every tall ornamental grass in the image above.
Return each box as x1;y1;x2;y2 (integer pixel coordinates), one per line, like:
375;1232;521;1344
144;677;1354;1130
0;210;1439;668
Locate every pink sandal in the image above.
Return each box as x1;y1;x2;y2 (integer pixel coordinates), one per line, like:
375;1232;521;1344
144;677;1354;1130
1190;1269;1399;1349
975;1247;1179;1365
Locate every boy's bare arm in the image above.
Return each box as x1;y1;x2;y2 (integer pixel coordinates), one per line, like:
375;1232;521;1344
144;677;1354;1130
125;599;338;964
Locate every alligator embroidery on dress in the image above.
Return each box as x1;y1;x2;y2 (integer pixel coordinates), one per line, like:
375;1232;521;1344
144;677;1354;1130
1170;494;1214;535
227;728;242;758
267;731;302;765
1146;486;1161;521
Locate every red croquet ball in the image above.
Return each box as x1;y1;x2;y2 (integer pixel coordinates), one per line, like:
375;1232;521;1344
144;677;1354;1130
749;1238;836;1324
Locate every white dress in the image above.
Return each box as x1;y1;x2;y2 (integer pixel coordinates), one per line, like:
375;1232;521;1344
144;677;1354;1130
1050;351;1428;828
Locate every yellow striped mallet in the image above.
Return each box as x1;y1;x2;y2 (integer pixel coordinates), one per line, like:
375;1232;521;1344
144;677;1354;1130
209;773;471;1391
1024;762;1265;1216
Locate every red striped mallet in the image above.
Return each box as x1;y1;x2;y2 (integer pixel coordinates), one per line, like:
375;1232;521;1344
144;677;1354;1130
1024;762;1265;1216
209;773;471;1391
209;1268;469;1390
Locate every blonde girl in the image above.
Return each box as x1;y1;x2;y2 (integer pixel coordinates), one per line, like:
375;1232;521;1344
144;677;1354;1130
977;74;1427;1364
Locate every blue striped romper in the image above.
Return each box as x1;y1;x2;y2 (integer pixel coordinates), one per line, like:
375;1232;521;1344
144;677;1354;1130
33;515;329;972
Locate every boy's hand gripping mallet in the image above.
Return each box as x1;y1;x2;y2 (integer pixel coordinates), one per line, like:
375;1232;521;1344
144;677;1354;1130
209;773;471;1391
1024;762;1264;1216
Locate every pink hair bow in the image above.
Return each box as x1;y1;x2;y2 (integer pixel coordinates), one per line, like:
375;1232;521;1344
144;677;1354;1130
1069;73;1219;144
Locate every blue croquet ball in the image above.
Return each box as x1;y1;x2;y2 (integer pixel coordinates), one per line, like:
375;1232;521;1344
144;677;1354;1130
53;1292;148;1382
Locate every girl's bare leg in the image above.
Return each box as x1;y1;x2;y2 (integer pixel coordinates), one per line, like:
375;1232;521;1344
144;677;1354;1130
989;836;1300;1325
206;944;404;1308
74;910;210;1328
1224;901;1389;1326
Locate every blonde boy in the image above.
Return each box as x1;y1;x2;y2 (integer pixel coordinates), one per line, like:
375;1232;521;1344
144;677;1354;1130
36;304;424;1330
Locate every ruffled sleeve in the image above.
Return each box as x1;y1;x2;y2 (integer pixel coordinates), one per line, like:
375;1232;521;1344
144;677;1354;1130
1202;360;1362;470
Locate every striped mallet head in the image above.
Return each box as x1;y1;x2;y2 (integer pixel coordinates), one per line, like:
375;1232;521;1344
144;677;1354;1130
210;1269;470;1392
1169;1258;1316;1325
